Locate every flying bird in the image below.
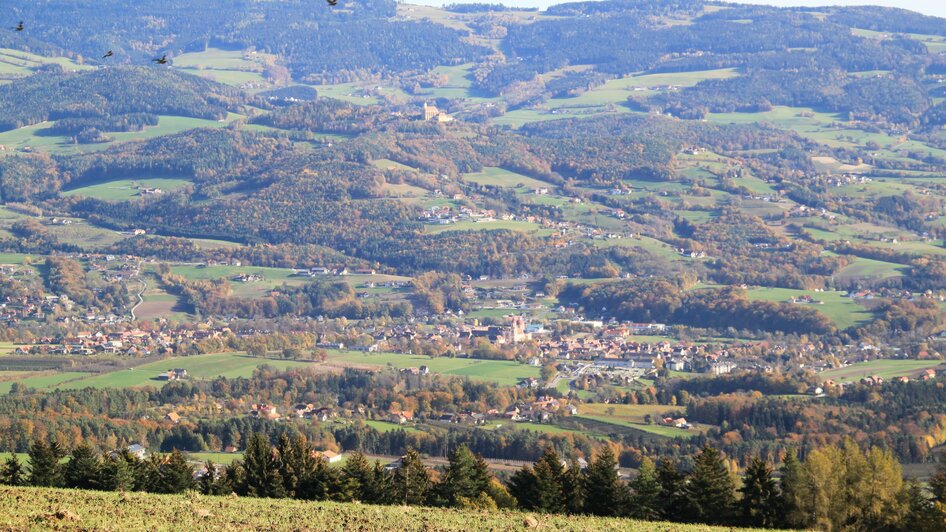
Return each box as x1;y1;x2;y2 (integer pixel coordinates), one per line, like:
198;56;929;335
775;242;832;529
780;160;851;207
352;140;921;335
13;21;23;32
152;54;168;65
326;0;337;6
102;51;113;59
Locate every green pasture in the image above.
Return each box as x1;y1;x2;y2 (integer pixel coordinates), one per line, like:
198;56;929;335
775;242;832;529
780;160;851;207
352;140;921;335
325;350;539;387
463;167;550;190
424;219;553;235
818;359;944;383
744;287;873;330
835;257;907;281
0;372;93;394
59;353;314;389
62;177;192;201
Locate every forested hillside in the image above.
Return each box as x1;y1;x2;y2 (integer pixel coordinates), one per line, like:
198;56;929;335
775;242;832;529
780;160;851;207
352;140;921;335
3;2;946;531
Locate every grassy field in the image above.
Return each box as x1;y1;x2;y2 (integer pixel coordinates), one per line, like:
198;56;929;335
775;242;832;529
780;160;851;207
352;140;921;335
326;350;539;387
62;177;192;201
0;113;243;155
171;48;273;89
364;419;423;434
0;486;747;531
818;359;945;383
836;257;907;281
0;371;92;394
547;67;740;110
166;264;409;299
425;219;554;235
60;353;314;390
744;287;873;330
463;167;550;190
575;403;702;439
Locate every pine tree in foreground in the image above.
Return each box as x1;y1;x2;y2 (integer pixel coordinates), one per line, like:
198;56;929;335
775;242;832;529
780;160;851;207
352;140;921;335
628;457;661;520
393;448;430;505
681;446;735;525
738;457;780;528
28;438;64;488
64;444;102;491
0;454;26;486
583;447;626;517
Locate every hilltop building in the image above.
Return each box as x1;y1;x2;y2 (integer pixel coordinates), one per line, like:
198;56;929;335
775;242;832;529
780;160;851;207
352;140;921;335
422;102;453;123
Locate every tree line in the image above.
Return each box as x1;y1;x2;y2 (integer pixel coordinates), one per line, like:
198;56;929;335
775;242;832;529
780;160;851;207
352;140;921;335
3;434;945;530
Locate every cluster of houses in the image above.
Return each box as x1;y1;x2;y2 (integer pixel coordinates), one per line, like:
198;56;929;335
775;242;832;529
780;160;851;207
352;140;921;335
15;326;232;356
819;367;941;391
294;267;379;277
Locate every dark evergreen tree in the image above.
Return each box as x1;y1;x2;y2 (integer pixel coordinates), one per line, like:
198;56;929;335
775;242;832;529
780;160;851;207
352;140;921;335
434;445;491;507
930;453;946;505
63;444;102;490
507;465;540;510
275;434;317;497
99;454;137;492
656;458;685;520
901;479;942;532
198;460;233;496
369;461;396;505
778;448;808;529
297;456;353;502
583;447;626;517
342;452;376;503
28;438;64;487
136;454;163;493
739;457;781;528
531;448;566;513
628;457;661;520
562;460;585;515
393;448;430;505
681;446;736;525
240;433;286;498
0;454;26;486
156;450;196;494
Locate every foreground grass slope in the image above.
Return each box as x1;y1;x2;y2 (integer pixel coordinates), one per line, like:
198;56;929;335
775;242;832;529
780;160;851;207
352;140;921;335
0;486;752;531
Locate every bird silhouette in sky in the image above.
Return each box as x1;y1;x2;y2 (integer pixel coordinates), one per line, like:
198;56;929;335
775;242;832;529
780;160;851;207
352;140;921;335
152;54;168;65
102;51;114;59
326;0;337;6
13;21;23;32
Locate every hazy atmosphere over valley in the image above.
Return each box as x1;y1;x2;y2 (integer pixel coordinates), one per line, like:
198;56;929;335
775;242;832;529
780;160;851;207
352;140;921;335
1;0;946;529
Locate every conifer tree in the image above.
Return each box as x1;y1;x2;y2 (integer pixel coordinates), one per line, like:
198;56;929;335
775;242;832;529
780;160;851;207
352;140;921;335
531;447;566;513
656;458;685;520
198;460;233;495
778;448;808;528
562;460;585;515
28;438;64;487
241;433;285;498
275;434;317;497
434;445;491;506
393;448;430;505
99;453;136;492
681;446;736;525
507;465;540;510
583;447;626;516
738;457;781;528
64;444;102;490
0;454;26;486
369;460;396;505
156;449;196;494
342;451;375;503
628;457;661;520
902;479;942;532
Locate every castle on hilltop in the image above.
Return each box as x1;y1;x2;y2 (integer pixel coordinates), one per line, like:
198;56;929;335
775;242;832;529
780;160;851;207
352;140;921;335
423;102;454;123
